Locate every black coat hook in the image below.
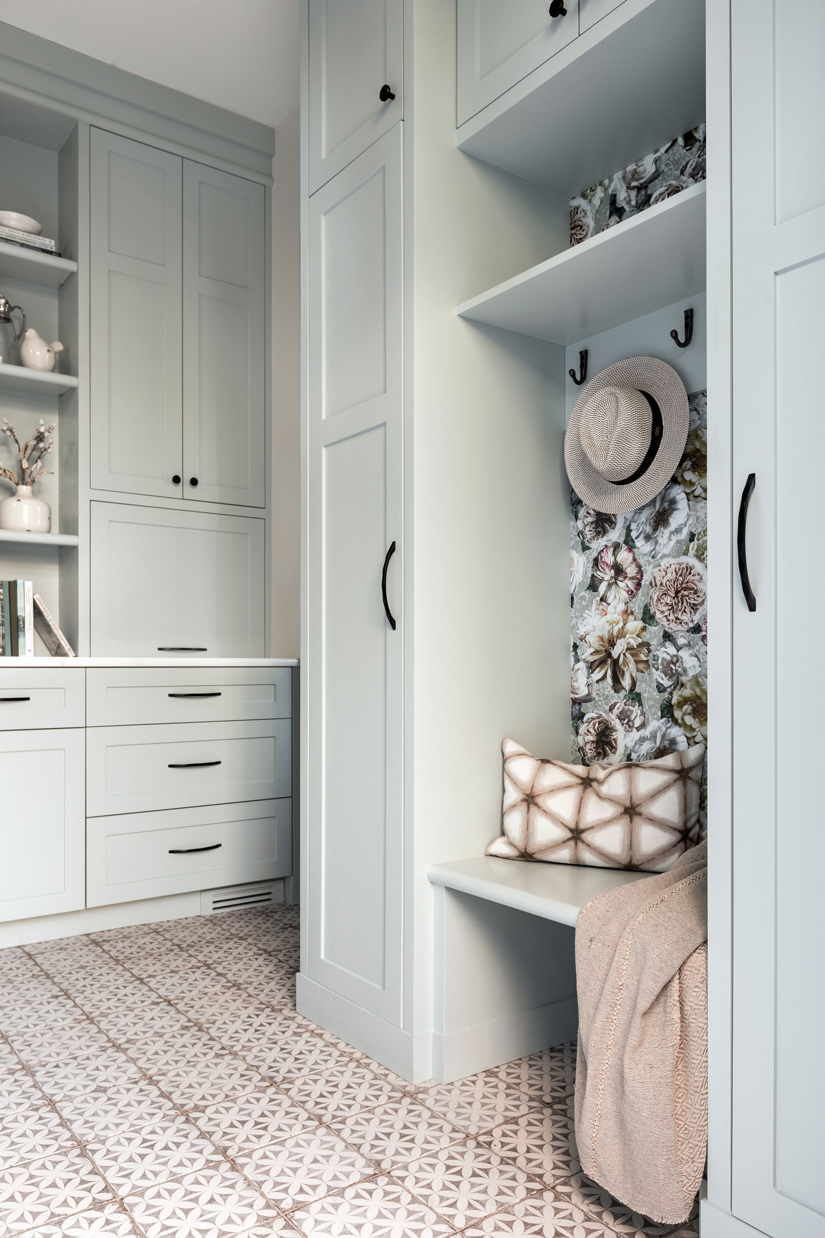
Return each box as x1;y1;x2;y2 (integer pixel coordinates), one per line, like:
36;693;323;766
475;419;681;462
569;349;588;386
670;308;694;349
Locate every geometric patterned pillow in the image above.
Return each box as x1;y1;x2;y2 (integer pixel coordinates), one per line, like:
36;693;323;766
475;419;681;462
486;737;705;872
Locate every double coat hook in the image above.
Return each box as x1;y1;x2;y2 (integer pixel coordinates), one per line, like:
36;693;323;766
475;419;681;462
670;308;694;349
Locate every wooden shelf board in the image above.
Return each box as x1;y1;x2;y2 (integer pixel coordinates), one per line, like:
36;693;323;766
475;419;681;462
0;241;77;289
0;363;78;396
457;182;706;346
0;530;79;548
456;0;706;198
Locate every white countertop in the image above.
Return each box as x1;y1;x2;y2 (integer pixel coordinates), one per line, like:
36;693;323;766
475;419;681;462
1;658;299;668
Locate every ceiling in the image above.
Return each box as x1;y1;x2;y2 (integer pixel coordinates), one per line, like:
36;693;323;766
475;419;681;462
0;0;301;131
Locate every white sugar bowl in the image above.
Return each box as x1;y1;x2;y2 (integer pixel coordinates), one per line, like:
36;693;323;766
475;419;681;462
19;328;64;372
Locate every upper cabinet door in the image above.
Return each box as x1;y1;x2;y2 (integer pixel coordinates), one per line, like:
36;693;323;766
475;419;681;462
308;0;403;194
182;163;266;507
457;0;579;126
91;129;183;499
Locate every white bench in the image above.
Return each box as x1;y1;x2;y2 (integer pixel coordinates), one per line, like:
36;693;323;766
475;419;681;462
428;856;648;1083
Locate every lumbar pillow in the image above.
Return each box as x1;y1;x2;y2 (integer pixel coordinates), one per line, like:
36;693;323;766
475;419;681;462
486;738;705;872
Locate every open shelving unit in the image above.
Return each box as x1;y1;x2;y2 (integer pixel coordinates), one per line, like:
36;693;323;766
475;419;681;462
458;182;706;345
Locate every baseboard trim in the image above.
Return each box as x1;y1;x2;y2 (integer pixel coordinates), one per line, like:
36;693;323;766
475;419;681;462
296;972;433;1083
434;995;578;1084
700;1200;770;1237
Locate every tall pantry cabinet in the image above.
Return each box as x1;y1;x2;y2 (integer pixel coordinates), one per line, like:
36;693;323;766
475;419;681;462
300;0;570;1077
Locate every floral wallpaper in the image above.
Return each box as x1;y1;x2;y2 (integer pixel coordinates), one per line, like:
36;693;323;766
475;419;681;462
570;391;708;818
570;124;706;247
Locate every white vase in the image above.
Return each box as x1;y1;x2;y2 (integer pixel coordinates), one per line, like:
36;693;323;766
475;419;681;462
0;485;51;533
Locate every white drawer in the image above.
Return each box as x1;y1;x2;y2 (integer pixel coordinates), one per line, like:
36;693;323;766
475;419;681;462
87;799;292;907
0;669;84;730
86;719;291;817
87;667;292;727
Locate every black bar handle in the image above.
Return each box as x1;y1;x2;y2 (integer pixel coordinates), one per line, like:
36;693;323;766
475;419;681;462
0;697;31;703
167;760;222;769
168;843;222;855
158;647;208;652
737;472;757;612
382;541;397;631
168;692;222;699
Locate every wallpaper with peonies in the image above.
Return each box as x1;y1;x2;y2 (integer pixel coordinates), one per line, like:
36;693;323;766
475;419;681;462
570;390;708;820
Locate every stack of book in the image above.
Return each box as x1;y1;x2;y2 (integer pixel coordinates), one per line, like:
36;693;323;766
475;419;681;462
0;226;60;257
0;581;75;657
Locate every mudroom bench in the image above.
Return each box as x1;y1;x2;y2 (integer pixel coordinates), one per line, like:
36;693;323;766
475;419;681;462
428;856;646;1083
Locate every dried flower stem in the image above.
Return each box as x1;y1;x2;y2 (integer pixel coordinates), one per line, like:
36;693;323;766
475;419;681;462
0;417;55;491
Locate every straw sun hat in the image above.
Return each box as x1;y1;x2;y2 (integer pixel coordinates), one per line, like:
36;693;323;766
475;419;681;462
564;356;689;515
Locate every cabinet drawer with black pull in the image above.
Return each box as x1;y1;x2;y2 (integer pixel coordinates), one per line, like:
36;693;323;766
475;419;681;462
86;719;291;816
0;669;84;730
86;667;292;727
86;798;292;906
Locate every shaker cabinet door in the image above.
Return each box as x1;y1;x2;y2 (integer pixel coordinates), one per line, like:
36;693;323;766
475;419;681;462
0;729;85;923
90;129;183;500
90;502;265;659
308;0;403;194
182;163;266;507
306;129;404;1025
456;0;579;126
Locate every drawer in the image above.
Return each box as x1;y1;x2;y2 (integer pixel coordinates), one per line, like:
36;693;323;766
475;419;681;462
87;667;292;727
87;799;292;907
86;719;291;817
0;669;84;730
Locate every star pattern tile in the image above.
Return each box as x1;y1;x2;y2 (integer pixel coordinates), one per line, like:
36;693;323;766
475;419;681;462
0;903;699;1238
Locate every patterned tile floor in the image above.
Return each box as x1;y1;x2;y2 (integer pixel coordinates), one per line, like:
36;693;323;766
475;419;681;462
0;905;700;1237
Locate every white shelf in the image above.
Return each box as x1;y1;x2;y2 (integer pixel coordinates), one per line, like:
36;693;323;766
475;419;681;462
0;530;79;548
457;182;706;346
0;241;77;289
456;0;705;197
0;363;78;397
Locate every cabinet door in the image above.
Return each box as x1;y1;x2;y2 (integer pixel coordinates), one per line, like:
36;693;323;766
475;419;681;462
90;501;265;659
457;0;579;126
578;0;624;35
308;0;403;194
0;729;84;922
306;129;404;1024
730;2;825;1234
183;163;266;507
90;129;183;499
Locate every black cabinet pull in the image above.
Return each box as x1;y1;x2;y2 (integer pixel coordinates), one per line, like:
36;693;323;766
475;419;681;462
0;697;31;703
189;477;199;487
549;0;567;15
167;760;222;769
381;541;397;631
168;692;222;699
158;647;208;652
379;84;396;102
168;843;222;855
172;475;181;485
737;472;757;612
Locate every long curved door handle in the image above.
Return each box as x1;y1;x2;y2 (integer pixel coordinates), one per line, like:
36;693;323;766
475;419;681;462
737;473;757;612
382;541;397;631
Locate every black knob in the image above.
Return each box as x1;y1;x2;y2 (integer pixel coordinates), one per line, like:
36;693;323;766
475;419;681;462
189;477;199;487
549;0;567;15
172;475;181;485
379;84;396;103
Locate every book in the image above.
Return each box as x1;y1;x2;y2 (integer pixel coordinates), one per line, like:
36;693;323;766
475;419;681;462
6;581;19;656
0;582;11;656
0;226;57;251
23;581;34;658
0;582;5;656
33;594;76;657
0;237;62;258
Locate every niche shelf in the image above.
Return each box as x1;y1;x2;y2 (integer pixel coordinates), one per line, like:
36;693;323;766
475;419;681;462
457;182;706;346
0;241;77;289
0;530;79;548
0;363;78;397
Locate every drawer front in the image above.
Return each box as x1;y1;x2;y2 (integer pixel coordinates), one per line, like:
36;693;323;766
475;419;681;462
87;799;292;907
86;719;291;816
87;668;292;727
0;669;84;730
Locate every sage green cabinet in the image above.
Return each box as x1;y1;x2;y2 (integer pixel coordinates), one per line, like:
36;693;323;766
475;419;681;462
91;129;266;508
